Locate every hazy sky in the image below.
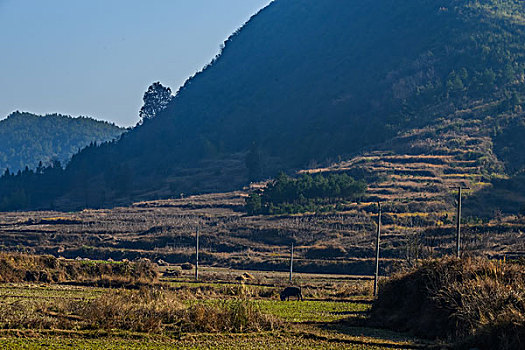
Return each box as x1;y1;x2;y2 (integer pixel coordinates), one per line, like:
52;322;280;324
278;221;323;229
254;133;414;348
0;0;271;127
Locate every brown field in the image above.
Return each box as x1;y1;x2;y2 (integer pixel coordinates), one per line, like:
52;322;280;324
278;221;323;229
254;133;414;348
0;189;523;277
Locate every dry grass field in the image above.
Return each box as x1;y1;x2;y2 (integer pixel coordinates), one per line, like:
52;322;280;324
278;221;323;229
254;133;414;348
0;188;522;277
0;254;521;349
0;261;427;349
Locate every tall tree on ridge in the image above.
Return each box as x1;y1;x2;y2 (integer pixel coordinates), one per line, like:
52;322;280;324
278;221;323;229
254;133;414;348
139;82;173;123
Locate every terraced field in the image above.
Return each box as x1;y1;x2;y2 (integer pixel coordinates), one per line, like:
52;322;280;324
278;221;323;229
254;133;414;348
0;117;523;274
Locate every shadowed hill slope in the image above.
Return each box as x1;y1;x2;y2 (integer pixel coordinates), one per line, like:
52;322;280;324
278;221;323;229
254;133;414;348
1;0;524;211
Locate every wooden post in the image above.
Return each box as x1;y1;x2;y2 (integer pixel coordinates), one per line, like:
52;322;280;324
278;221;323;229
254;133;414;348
195;228;199;280
289;242;294;283
456;187;462;258
452;186;470;258
373;201;381;297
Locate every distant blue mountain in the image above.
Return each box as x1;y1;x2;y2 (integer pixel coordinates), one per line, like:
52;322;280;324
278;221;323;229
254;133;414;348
0;111;124;173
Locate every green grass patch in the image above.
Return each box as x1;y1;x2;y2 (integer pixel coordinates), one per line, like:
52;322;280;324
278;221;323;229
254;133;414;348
0;333;412;350
0;284;105;300
257;300;370;323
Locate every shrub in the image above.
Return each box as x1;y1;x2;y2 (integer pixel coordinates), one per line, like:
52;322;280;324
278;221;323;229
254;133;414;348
0;253;159;285
76;288;181;332
180;262;194;270
305;245;347;259
370;257;525;349
334;281;373;297
0;288;281;334
182;300;280;333
164;266;183;277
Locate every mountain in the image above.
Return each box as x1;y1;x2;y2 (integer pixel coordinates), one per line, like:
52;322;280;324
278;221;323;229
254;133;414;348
0;112;124;173
1;0;524;212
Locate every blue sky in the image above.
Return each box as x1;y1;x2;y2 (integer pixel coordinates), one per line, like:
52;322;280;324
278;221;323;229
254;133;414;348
0;0;271;126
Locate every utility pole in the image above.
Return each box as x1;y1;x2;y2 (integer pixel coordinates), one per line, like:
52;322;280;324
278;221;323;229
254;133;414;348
289;242;294;283
195;228;199;280
455;186;469;258
373;201;381;297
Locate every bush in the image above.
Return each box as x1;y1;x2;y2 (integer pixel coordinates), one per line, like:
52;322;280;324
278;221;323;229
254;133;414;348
0;288;280;334
305;245;347;259
0;253;159;285
180;262;194;270
77;288;181;332
370;257;525;349
519;205;525;218
334;281;373;297
164;266;183;277
182;300;279;333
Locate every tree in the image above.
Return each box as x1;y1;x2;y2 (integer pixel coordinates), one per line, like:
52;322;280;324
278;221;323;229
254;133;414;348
245;142;263;182
519;205;525;218
139;82;173;123
245;193;262;215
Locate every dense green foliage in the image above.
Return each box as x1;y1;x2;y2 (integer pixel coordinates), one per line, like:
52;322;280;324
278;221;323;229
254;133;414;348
245;172;366;215
0;112;124;173
0;160;64;210
1;0;524;210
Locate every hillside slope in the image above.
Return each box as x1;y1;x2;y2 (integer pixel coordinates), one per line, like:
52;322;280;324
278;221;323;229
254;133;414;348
1;0;524;211
0;112;124;173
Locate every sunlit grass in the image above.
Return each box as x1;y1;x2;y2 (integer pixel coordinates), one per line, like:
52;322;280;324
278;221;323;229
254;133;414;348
0;278;420;349
257;300;370;323
0;334;410;350
0;284;105;300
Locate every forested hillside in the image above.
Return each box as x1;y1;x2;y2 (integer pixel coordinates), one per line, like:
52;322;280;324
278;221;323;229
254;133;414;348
1;0;524;211
0;112;124;173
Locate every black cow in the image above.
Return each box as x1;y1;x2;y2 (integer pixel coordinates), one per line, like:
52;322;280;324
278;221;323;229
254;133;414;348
280;286;303;301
